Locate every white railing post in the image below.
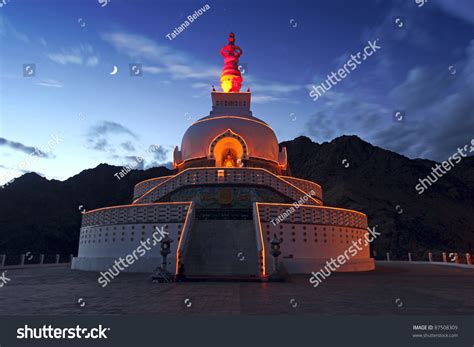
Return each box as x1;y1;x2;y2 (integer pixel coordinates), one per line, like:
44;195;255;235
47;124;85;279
386;252;390;261
40;254;45;265
0;254;5;267
55;254;60;264
408;253;412;262
428;252;433;262
20;254;25;265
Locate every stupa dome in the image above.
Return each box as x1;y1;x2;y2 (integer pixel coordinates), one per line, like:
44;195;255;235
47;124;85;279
181;113;279;163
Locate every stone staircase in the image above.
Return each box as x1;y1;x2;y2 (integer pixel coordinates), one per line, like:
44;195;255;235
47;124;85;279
182;219;260;278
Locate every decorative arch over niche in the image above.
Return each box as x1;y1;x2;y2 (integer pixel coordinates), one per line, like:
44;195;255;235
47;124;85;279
208;129;249;167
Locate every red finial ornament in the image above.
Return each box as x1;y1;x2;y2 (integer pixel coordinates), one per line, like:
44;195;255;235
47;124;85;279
220;32;243;92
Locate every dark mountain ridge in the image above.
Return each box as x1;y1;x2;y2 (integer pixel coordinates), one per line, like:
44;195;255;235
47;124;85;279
0;135;472;259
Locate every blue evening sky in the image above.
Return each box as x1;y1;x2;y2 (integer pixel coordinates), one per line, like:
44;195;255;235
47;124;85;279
0;0;473;184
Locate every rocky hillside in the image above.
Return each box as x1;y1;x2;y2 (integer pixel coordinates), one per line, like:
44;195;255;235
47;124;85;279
283;135;474;259
0;135;473;260
0;165;172;256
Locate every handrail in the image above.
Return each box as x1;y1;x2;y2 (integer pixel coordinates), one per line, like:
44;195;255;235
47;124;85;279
253;202;266;276
175;202;195;274
81;202;191;228
255;202;368;229
134;167;323;205
133;175;174;200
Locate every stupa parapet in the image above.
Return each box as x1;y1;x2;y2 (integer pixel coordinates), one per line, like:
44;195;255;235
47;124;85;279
209;92;252;117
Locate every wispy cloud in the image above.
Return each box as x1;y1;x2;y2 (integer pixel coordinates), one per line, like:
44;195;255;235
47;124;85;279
112;145;170;170
0;15;29;43
86;121;139;153
144;145;170;169
0;137;53;158
142;66;164;74
0;164;41;175
304;39;474;161
88;121;138;139
248;77;303;95
36;79;63;88
103;31;221;80
47;44;99;66
120;141;136;152
86;56;99;67
191;82;212;89
101;30;303;103
252;95;288;104
433;0;474;25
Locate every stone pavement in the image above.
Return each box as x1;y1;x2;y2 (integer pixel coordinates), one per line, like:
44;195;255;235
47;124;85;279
0;262;473;315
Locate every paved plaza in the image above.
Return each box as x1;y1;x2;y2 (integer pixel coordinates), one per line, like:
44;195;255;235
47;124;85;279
0;262;473;315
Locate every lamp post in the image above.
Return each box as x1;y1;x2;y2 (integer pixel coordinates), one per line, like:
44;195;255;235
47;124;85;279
160;234;173;273
269;234;282;280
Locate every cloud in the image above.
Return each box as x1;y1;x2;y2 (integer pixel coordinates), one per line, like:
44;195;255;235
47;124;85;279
101;30;303;101
191;82;212;89
144;145;170;169
432;0;474;25
92;138;109;151
124;156;145;170
252;95;289;104
245;76;304;103
88;121;138;139
302;0;474;162
47;44;99;66
47;53;82;65
0;137;52;158
383;48;474;159
86;121;138;153
0;15;29;43
86;56;99;67
248;78;303;95
0;164;43;175
142;66;164;74
304;90;389;142
120;141;136;152
36;79;63;88
101;31;206;79
193;78;303;102
150;145;168;162
304;40;474;161
114;145;169;170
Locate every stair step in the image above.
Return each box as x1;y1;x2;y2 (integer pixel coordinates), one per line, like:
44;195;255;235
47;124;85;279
182;219;260;277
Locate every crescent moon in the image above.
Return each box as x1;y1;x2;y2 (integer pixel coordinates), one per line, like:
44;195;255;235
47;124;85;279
109;66;118;75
